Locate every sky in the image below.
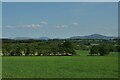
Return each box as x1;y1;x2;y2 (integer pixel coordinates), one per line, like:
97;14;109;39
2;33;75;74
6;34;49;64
2;2;118;38
0;2;1;38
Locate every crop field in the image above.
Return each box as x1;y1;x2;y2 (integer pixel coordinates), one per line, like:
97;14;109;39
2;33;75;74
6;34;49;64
2;50;118;78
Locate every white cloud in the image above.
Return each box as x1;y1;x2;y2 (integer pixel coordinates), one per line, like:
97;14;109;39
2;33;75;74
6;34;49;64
4;24;42;29
56;25;68;28
56;22;79;28
72;22;78;26
61;25;68;28
4;20;48;29
56;26;60;28
32;24;41;28
5;25;14;28
41;21;47;25
24;25;31;28
22;24;42;28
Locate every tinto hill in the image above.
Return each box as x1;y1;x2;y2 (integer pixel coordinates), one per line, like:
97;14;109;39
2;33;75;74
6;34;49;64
70;34;115;40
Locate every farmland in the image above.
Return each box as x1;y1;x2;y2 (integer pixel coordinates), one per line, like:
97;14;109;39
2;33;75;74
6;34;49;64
2;2;119;79
1;38;119;78
2;50;118;78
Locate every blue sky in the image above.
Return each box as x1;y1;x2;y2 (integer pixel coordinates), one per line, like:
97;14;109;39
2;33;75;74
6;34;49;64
2;0;119;2
0;2;1;38
3;2;118;38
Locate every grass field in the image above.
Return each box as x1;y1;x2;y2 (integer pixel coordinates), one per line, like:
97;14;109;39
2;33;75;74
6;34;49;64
0;50;1;79
2;50;118;78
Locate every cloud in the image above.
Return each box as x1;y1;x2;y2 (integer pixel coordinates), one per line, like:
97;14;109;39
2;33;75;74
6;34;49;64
23;24;42;28
72;22;78;26
56;25;68;28
5;25;14;28
4;24;42;29
41;21;47;25
4;20;48;29
61;25;68;28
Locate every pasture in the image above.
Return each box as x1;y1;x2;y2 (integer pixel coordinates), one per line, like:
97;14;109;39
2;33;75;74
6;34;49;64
2;50;118;78
0;50;2;79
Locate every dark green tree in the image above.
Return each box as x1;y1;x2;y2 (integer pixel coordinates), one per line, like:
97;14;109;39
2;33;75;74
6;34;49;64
25;47;30;56
15;46;22;56
61;41;76;55
98;44;110;56
116;45;120;52
89;45;99;56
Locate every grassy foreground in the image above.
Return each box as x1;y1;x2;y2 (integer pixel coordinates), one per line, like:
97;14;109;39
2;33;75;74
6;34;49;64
2;51;118;78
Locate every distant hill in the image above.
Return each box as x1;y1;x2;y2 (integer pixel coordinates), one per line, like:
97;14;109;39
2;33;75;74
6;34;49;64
14;37;50;40
14;37;32;40
70;34;115;40
36;37;50;40
6;34;116;40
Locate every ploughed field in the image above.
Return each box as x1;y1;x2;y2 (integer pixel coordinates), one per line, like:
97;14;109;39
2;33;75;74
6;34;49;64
2;50;118;78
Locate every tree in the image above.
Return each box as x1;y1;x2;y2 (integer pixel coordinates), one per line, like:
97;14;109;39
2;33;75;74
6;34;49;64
116;45;120;52
62;41;73;49
98;44;110;56
9;50;14;56
29;44;36;56
107;44;115;52
25;47;30;56
89;45;99;56
15;46;22;56
61;41;76;55
57;44;64;55
3;44;11;56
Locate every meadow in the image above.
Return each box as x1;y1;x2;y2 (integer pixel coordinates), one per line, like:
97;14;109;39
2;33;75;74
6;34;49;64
0;50;1;79
2;50;118;78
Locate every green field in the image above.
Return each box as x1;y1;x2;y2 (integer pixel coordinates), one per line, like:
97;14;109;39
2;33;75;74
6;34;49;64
2;50;118;78
0;51;1;79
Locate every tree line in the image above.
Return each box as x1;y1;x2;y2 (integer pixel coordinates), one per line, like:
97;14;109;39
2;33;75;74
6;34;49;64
2;41;76;56
2;39;120;56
